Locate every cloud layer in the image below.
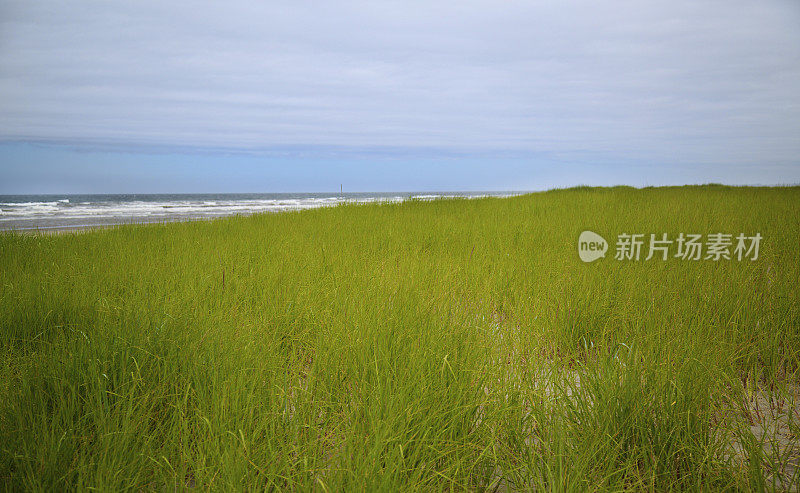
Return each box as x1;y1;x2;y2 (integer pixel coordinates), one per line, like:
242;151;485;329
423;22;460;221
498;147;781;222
1;0;799;167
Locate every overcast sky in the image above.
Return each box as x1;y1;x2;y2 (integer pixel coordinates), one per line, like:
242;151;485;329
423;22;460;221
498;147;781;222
1;0;799;193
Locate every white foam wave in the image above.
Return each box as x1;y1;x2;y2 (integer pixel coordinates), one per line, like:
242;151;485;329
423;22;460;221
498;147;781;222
0;196;396;220
0;193;518;228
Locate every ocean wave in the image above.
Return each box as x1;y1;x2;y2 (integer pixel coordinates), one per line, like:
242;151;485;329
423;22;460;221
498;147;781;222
0;193;517;228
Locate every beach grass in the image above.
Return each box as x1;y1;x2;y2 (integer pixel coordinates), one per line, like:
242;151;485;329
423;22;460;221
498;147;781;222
1;185;799;491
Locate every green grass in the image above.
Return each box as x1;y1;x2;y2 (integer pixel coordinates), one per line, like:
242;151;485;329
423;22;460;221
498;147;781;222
1;186;798;491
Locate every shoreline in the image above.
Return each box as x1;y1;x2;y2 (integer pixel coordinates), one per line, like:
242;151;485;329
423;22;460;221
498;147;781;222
1;192;525;235
0;191;519;235
0;217;207;235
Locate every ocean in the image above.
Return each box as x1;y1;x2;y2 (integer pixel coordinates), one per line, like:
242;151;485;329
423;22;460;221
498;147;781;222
0;192;517;231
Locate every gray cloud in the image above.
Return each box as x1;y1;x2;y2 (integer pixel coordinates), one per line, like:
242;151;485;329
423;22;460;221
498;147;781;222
1;0;799;167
